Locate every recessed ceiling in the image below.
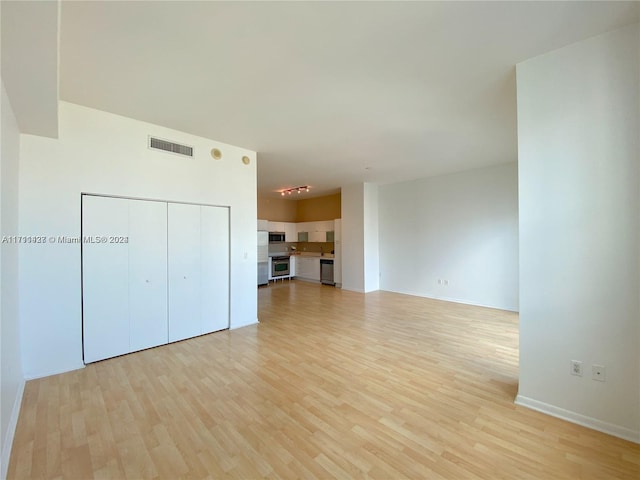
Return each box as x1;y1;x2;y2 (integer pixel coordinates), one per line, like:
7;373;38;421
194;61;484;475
58;1;639;197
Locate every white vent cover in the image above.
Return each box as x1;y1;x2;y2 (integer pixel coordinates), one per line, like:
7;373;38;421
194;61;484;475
149;136;194;157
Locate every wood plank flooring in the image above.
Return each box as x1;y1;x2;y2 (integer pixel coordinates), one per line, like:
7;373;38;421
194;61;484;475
8;281;640;479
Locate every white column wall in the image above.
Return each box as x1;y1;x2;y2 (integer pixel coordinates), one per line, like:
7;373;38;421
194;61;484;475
516;24;640;442
363;183;380;293
341;183;366;293
0;80;24;479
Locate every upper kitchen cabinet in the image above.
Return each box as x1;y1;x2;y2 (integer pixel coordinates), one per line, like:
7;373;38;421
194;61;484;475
268;221;296;242
296;222;311;242
317;220;334;232
309;230;326;243
295;221;335;242
258;219;269;231
284;223;297;242
307;220;335;242
268;221;285;232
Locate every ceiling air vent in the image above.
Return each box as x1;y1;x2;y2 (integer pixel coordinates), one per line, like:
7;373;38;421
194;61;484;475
149;136;194;157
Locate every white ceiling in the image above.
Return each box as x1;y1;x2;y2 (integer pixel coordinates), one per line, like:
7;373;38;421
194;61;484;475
57;1;639;197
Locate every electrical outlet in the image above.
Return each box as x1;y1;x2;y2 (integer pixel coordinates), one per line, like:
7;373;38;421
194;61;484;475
592;365;606;382
570;360;583;376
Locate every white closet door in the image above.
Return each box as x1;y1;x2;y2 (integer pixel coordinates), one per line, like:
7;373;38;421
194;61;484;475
201;206;230;334
168;203;202;342
129;200;168;352
82;195;130;363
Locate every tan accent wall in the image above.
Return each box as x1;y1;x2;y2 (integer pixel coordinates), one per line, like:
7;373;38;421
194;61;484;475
296;193;341;222
257;196;297;222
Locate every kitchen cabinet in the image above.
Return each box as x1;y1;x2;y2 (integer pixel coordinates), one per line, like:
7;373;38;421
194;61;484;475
317;220;334;232
284;222;297;242
295;256;321;282
309;230;325;243
289;255;296;276
268;221;296;241
296;220;335;243
82;195;229;363
268;221;285;232
260;219;337;243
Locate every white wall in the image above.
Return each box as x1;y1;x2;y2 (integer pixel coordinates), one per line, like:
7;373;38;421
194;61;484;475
363;183;379;293
19;102;258;379
517;24;640;442
341;182;380;293
379;163;519;311
341;183;365;292
1;81;24;479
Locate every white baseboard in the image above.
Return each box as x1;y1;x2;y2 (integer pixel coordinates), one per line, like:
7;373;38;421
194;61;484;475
515;394;640;444
381;288;519;313
1;379;25;480
23;363;85;381
230;319;259;331
341;285;365;293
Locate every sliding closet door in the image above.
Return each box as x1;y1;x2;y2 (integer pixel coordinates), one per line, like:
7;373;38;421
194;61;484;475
82;195;130;363
168;203;202;342
201;206;230;333
129;200;168;352
84;197;230;363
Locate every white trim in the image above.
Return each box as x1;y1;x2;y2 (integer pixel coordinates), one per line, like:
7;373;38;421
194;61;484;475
229;319;259;331
341;286;365;293
381;288;519;313
1;379;25;480
515;394;640;444
23;363;84;381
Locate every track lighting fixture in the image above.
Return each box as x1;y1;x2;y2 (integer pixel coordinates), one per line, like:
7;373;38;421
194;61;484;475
280;186;310;196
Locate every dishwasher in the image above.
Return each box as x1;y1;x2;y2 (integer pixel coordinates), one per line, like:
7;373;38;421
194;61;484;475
320;259;335;286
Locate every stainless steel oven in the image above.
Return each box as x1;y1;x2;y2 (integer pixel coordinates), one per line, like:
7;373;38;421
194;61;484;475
271;256;290;278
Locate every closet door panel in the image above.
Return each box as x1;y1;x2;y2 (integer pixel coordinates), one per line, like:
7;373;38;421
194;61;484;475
168;203;202;342
201;206;230;334
129;200;168;352
82;195;130;363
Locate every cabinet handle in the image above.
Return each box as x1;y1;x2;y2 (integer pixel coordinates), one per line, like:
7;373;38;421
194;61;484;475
146;280;150;283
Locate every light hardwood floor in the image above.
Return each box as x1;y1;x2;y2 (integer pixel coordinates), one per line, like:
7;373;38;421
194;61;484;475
8;281;640;479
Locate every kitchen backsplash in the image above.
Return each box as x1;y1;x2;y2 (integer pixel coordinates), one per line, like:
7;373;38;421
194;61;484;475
268;242;334;255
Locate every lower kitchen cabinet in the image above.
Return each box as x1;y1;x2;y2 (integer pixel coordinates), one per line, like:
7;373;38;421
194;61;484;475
82;194;229;363
295;256;320;282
